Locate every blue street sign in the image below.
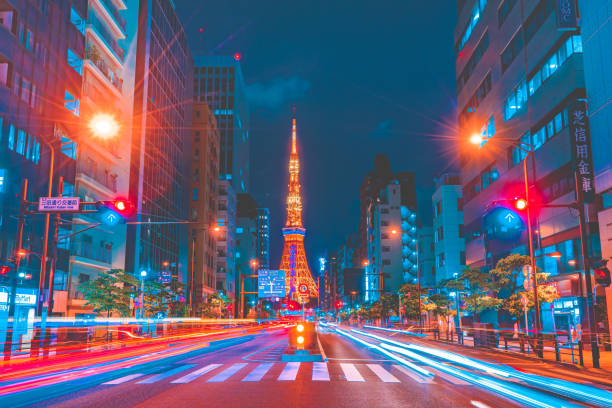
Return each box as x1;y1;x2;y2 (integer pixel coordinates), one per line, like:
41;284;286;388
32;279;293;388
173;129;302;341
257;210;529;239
258;269;286;298
101;210;121;226
159;270;172;284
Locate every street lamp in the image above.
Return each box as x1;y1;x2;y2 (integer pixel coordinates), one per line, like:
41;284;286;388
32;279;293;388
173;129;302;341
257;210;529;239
469;135;543;356
88;113;120;140
190;224;222;315
139;270;147;318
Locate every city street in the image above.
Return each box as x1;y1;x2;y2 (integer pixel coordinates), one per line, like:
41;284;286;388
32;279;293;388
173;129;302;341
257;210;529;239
2;324;611;408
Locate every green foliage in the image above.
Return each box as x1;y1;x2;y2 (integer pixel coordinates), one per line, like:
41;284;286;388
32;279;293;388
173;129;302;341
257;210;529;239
399;284;426;320
79;269;137;317
441;268;502;314
501;280;560;318
198;292;233;318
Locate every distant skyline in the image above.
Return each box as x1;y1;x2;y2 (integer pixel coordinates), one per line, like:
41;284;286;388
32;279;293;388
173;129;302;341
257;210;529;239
175;0;458;265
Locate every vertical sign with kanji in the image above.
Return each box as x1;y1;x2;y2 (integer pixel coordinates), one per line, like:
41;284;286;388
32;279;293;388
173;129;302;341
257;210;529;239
555;0;578;31
289;245;297;296
569;100;595;203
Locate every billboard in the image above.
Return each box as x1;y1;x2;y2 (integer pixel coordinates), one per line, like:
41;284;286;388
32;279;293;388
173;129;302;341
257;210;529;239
258;269;286;298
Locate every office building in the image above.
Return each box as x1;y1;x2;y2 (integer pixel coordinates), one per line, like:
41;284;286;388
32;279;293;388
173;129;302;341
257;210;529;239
432;173;466;285
579;0;612;343
0;0;81;327
418;226;436;288
455;0;596;330
193;56;250;194
364;176;418;301
188;103;219;311
236;193;258;314
215;179;236;298
256;208;270;269
64;0;135;316
127;0;193;288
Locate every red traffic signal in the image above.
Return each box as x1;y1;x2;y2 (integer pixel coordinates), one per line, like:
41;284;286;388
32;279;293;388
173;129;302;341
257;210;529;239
594;267;611;287
0;265;11;276
97;198;135;221
514;197;528;211
334;301;343;309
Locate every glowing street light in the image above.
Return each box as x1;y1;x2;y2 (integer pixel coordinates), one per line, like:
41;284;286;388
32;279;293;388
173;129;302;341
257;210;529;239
362;260;369;267
469;133;483;145
89;113;120;140
390;229;398;235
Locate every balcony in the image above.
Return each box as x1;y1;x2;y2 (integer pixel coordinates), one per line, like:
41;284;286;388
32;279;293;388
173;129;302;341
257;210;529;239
95;0;126;34
86;14;125;63
71;242;112;264
85;45;123;93
77;160;118;192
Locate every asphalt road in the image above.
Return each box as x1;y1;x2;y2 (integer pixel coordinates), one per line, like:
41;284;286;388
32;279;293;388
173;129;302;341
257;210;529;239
1;325;608;408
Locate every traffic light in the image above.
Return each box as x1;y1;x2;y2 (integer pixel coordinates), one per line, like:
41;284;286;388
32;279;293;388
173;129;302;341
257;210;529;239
594;267;611;287
0;265;10;276
513;197;528;211
334;301;343;309
288;321;315;350
97;199;135;225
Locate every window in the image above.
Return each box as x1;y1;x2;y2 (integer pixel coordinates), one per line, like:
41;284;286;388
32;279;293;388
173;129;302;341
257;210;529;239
382;246;391;252
457;32;489;92
524;0;554;44
70;7;85;35
21;78;30;103
437;253;445;268
60;135;77;159
0;60;9;87
0;169;6;193
62;181;75;197
8;124;15;150
498;0;517;27
459;224;465;238
528;35;582;96
510;132;531;166
478;115;495;146
67;48;83;75
25;28;33;51
0;9;15;33
501;30;524;72
192;188;198;200
481;163;499;190
456;0;488;53
382;259;391;266
436;200;442;216
457;198;463;211
437;226;444;241
12;72;20;96
459;73;492;124
504;81;527;121
64;90;79;116
16;129;26;155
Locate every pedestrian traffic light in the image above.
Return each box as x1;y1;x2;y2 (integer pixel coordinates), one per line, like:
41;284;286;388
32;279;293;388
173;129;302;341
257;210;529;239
97;198;135;225
594;267;611;287
514;197;528;211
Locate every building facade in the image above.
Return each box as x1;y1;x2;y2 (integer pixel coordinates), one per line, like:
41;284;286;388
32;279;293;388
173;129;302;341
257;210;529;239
215;179;236;298
432;173;465;285
418;226;436;288
193;56;250;194
188;103;219;311
127;0;193;288
579;0;612;342
364;178;418;301
256;208;270;269
455;0;598;331
64;0;135;317
1;0;81;329
236;193;257;314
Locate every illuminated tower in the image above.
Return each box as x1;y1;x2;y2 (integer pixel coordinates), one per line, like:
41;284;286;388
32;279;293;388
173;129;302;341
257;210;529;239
279;116;319;300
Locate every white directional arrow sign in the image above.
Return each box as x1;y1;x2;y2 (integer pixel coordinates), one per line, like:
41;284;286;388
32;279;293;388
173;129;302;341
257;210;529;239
504;213;516;223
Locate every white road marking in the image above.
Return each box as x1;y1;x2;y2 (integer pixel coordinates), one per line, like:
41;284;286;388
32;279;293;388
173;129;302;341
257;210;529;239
171;364;222;383
277;362;301;381
340;363;365;382
393;364;433;384
242;363;274;382
207;363;248;382
312;362;330;381
367;364;400;383
103;373;144;385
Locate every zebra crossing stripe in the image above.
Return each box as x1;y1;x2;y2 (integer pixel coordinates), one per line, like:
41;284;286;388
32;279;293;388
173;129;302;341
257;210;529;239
136;365;196;384
277;362;300;381
393;365;433;384
171;364;222;384
103;373;144;385
242;363;274;382
367;364;400;383
312;362;330;381
340;363;365;382
207;363;248;383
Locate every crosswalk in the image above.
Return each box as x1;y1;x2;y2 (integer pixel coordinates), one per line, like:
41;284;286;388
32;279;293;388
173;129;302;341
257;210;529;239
102;361;445;386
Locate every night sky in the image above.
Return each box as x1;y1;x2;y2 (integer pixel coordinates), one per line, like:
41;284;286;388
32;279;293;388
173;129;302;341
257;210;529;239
175;1;459;267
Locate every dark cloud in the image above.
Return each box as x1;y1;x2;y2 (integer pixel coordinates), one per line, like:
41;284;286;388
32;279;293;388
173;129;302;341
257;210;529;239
246;77;311;110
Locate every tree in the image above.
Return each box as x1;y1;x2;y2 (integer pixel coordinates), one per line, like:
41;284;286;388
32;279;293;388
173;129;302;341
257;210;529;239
428;292;452;317
442;268;502;316
198;292;234;318
142;280;186;317
79;269;137;317
399;284;426;320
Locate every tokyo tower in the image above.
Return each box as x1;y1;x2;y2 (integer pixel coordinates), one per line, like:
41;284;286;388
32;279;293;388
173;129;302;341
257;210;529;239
278;115;318;300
